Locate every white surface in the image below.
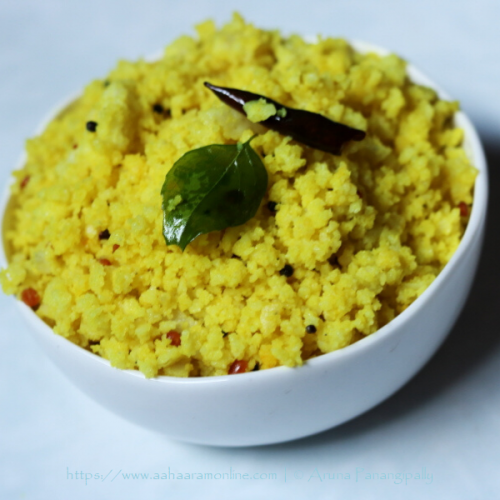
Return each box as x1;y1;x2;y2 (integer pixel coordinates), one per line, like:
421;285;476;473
1;0;500;498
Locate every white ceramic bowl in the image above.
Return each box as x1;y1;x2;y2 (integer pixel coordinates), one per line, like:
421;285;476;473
0;42;488;446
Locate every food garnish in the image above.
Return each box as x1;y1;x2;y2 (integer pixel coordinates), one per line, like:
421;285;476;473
166;330;181;347
21;288;40;309
153;104;164;114
20;176;30;189
228;360;248;374
458;201;469;217
161;137;268;251
267;201;277;213
99;229;111;240
204;82;366;155
279;264;294;277
161;81;367;250
86;121;98;132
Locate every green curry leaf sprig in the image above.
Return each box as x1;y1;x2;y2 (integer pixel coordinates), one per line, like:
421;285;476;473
161;137;268;251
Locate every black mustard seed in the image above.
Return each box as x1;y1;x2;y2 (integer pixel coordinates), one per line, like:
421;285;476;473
153;104;164;114
279;264;294;277
328;254;339;267
267;201;277;213
99;229;111;240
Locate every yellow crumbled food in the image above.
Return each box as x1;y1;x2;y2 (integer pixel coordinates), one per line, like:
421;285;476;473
276;107;287;118
0;14;477;377
243;98;277;122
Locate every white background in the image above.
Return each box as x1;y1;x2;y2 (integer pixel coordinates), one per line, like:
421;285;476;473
1;1;500;499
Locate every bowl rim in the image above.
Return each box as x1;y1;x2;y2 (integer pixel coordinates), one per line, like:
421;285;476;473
0;40;489;385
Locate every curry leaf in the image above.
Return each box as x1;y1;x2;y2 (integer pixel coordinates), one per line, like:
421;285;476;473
161;138;268;250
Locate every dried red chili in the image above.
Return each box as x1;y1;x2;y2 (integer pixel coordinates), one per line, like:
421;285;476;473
204;82;365;155
98;258;112;266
